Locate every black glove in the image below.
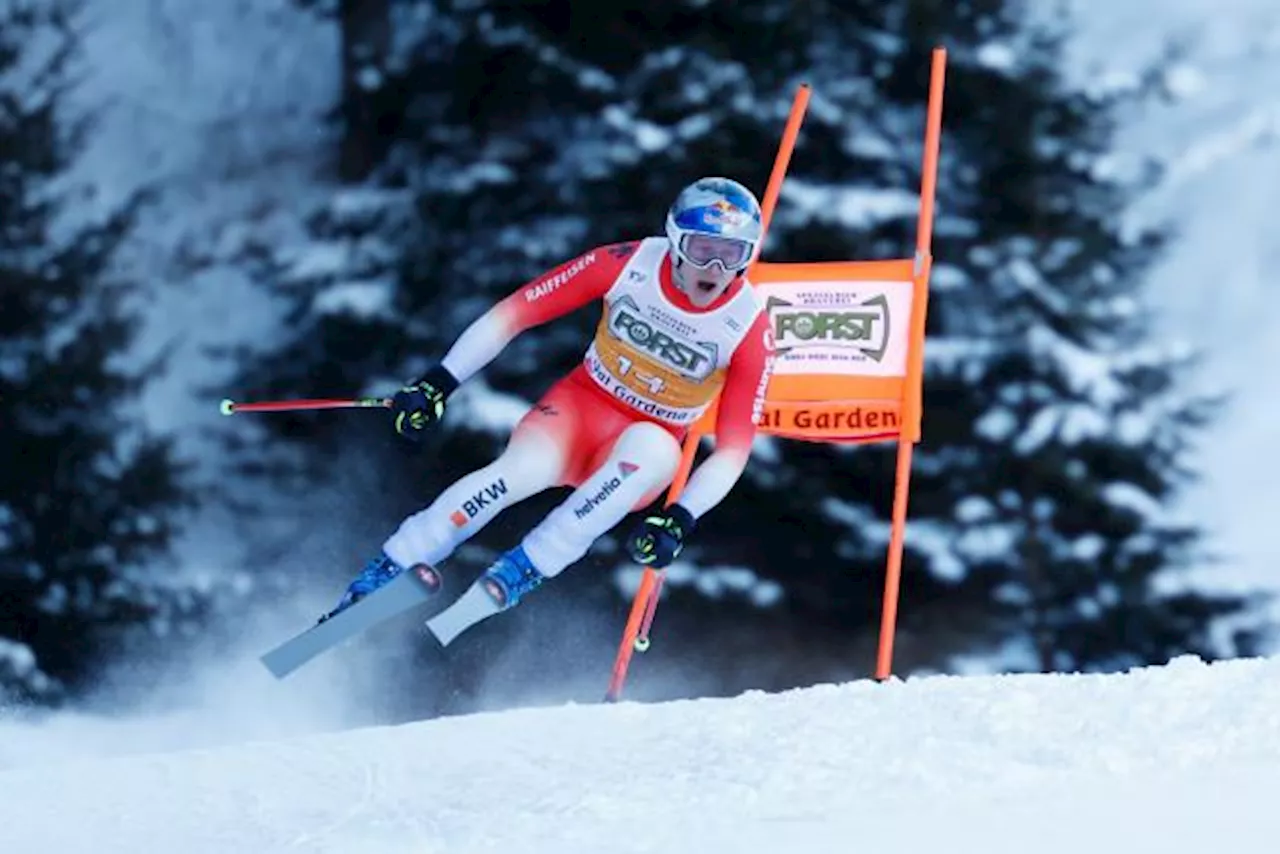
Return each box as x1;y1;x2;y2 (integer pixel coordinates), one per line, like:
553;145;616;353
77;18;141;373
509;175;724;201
625;504;696;568
391;364;459;441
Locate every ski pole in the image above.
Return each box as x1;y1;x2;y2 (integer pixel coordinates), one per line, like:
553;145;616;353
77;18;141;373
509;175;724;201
219;396;391;416
605;567;661;702
633;569;668;652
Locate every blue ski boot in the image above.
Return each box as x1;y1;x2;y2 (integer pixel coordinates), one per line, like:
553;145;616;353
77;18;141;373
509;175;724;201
424;545;545;646
319;552;407;623
479;545;546;610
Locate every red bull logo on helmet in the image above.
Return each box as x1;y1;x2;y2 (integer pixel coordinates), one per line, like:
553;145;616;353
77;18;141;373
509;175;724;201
706;198;750;229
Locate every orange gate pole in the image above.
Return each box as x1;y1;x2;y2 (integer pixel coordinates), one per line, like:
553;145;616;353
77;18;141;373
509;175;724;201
874;46;947;681
604;83;811;702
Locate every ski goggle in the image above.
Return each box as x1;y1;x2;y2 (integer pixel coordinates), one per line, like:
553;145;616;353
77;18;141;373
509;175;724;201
678;233;754;270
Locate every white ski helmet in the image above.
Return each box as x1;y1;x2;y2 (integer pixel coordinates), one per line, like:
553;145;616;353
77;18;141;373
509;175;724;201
664;176;763;307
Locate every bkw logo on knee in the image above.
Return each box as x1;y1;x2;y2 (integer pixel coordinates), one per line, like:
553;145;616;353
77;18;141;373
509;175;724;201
450;479;508;527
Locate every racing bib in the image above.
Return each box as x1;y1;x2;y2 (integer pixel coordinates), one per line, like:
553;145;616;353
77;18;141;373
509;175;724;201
583;237;761;426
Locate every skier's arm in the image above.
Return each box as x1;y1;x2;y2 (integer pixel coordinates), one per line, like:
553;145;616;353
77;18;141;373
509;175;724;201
439;242;638;383
675;310;774;518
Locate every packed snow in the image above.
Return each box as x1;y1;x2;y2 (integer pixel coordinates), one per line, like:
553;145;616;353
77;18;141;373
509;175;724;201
1;654;1278;852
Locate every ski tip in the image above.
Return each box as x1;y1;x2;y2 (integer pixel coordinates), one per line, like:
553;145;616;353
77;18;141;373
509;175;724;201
260;640;317;679
259;652;294;680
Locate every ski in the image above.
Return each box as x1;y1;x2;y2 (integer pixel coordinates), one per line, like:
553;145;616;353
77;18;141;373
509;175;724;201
424;576;506;646
260;564;442;679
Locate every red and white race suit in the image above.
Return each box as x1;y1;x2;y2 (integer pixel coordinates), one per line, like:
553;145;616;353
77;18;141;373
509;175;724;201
383;237;774;578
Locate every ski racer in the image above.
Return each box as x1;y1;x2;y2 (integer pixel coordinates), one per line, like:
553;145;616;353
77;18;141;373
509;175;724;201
325;176;776;645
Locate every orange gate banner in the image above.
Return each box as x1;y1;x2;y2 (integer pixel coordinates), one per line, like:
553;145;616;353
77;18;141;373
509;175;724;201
752;257;925;446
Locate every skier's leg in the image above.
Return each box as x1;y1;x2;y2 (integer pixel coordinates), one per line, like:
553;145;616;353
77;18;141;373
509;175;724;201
323;379;584;621
520;420;683;580
381;424;565;570
425;420;682;644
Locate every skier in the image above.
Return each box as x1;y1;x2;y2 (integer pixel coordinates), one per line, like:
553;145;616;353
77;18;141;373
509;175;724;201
325;176;776;645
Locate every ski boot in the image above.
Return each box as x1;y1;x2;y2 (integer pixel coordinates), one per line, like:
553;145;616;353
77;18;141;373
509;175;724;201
320;551;419;623
424;545;545;646
480;545;546;609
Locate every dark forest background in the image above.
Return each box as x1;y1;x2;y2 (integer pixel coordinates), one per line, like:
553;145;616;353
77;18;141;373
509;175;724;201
1;0;1271;719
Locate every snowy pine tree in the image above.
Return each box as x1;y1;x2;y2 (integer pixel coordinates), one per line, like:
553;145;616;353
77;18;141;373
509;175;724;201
231;0;1261;704
893;5;1263;671
0;2;206;705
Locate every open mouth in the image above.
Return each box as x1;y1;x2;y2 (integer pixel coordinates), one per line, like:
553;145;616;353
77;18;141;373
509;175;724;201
696;280;718;293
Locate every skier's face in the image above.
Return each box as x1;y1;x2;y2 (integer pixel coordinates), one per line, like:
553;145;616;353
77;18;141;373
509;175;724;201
671;233;752;307
673;257;737;307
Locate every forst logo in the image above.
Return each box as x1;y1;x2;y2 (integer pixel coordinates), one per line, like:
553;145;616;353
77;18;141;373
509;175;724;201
768;294;891;362
608;296;717;379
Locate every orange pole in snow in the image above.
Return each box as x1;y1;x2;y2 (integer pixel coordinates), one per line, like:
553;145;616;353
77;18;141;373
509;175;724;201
875;47;947;681
604;83;811;702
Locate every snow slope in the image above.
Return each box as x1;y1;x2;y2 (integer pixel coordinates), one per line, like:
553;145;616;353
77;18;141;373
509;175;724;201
1;655;1277;853
1064;0;1280;634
